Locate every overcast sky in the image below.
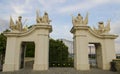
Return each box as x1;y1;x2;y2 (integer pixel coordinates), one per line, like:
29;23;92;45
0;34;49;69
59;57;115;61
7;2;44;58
0;0;120;53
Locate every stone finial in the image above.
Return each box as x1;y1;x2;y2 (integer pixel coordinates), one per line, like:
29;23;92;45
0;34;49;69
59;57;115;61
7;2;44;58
36;10;51;24
72;13;88;26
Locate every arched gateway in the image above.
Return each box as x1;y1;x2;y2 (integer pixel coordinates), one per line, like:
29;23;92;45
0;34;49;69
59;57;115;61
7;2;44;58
71;13;118;70
3;12;118;72
3;11;52;71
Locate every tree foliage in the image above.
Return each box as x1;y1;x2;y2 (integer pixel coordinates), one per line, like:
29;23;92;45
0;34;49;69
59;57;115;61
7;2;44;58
0;33;6;55
49;39;69;65
25;42;35;57
0;29;10;56
0;33;7;65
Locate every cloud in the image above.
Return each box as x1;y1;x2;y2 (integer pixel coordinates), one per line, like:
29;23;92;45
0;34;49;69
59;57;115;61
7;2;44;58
110;20;120;53
0;19;9;32
38;0;66;7
37;0;66;11
111;21;120;35
58;0;120;13
10;0;33;16
115;43;120;53
11;5;26;16
50;24;72;40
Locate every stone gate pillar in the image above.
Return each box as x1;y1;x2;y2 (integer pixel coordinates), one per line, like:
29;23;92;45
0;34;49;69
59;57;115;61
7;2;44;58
71;26;90;70
33;24;52;70
101;38;116;70
3;37;20;71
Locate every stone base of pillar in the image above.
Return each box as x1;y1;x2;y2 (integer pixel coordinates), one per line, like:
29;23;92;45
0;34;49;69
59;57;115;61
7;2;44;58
102;64;110;70
33;64;48;71
3;64;19;72
75;64;90;70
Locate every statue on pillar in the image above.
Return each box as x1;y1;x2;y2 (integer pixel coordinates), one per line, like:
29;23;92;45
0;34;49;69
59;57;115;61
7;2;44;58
104;20;111;34
16;16;23;31
10;16;28;32
93;20;111;34
36;10;42;23
72;13;88;26
36;10;51;24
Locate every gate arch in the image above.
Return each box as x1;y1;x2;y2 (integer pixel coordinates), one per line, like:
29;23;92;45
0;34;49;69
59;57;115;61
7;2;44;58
71;13;118;70
3;12;118;72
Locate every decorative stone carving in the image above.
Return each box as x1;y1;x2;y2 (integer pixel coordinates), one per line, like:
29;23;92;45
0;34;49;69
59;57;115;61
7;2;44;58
93;20;111;34
10;16;28;32
22;25;28;32
36;10;51;24
72;13;88;26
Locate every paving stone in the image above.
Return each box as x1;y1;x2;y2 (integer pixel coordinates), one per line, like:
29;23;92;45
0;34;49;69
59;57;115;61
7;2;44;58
0;68;119;74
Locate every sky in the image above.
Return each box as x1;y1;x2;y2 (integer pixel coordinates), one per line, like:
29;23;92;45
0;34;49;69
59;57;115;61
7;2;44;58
0;0;120;53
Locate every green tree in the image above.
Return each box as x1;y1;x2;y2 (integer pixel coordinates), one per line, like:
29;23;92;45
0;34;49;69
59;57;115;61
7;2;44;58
25;42;35;57
49;39;69;66
0;29;10;56
0;29;12;65
0;33;7;65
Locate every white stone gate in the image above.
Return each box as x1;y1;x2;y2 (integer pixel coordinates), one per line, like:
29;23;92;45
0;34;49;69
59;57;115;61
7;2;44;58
3;12;52;71
71;13;118;70
3;12;118;72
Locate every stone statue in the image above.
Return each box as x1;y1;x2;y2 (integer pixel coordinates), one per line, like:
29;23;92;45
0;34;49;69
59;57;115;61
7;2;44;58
98;22;105;34
43;12;51;24
93;20;111;34
72;13;88;26
36;10;42;23
22;25;28;31
36;10;51;24
16;16;23;31
104;20;111;33
10;16;15;30
10;16;27;32
83;12;88;25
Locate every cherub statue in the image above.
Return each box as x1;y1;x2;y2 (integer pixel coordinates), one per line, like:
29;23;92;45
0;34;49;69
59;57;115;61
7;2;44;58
10;16;23;32
16;16;23;31
72;13;88;26
98;22;105;33
22;25;28;31
72;13;83;26
36;10;51;24
42;12;51;24
93;20;111;34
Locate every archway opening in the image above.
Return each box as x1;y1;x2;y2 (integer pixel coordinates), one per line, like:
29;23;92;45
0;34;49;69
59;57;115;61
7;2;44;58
20;42;35;69
88;43;102;69
49;39;74;67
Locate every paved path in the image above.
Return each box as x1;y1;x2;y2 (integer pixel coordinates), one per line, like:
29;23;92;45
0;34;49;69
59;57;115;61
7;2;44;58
0;68;119;74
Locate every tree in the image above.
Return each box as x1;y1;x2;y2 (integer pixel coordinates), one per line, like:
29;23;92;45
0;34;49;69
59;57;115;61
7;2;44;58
0;33;7;65
0;29;10;56
25;42;35;57
0;29;10;65
49;39;69;67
